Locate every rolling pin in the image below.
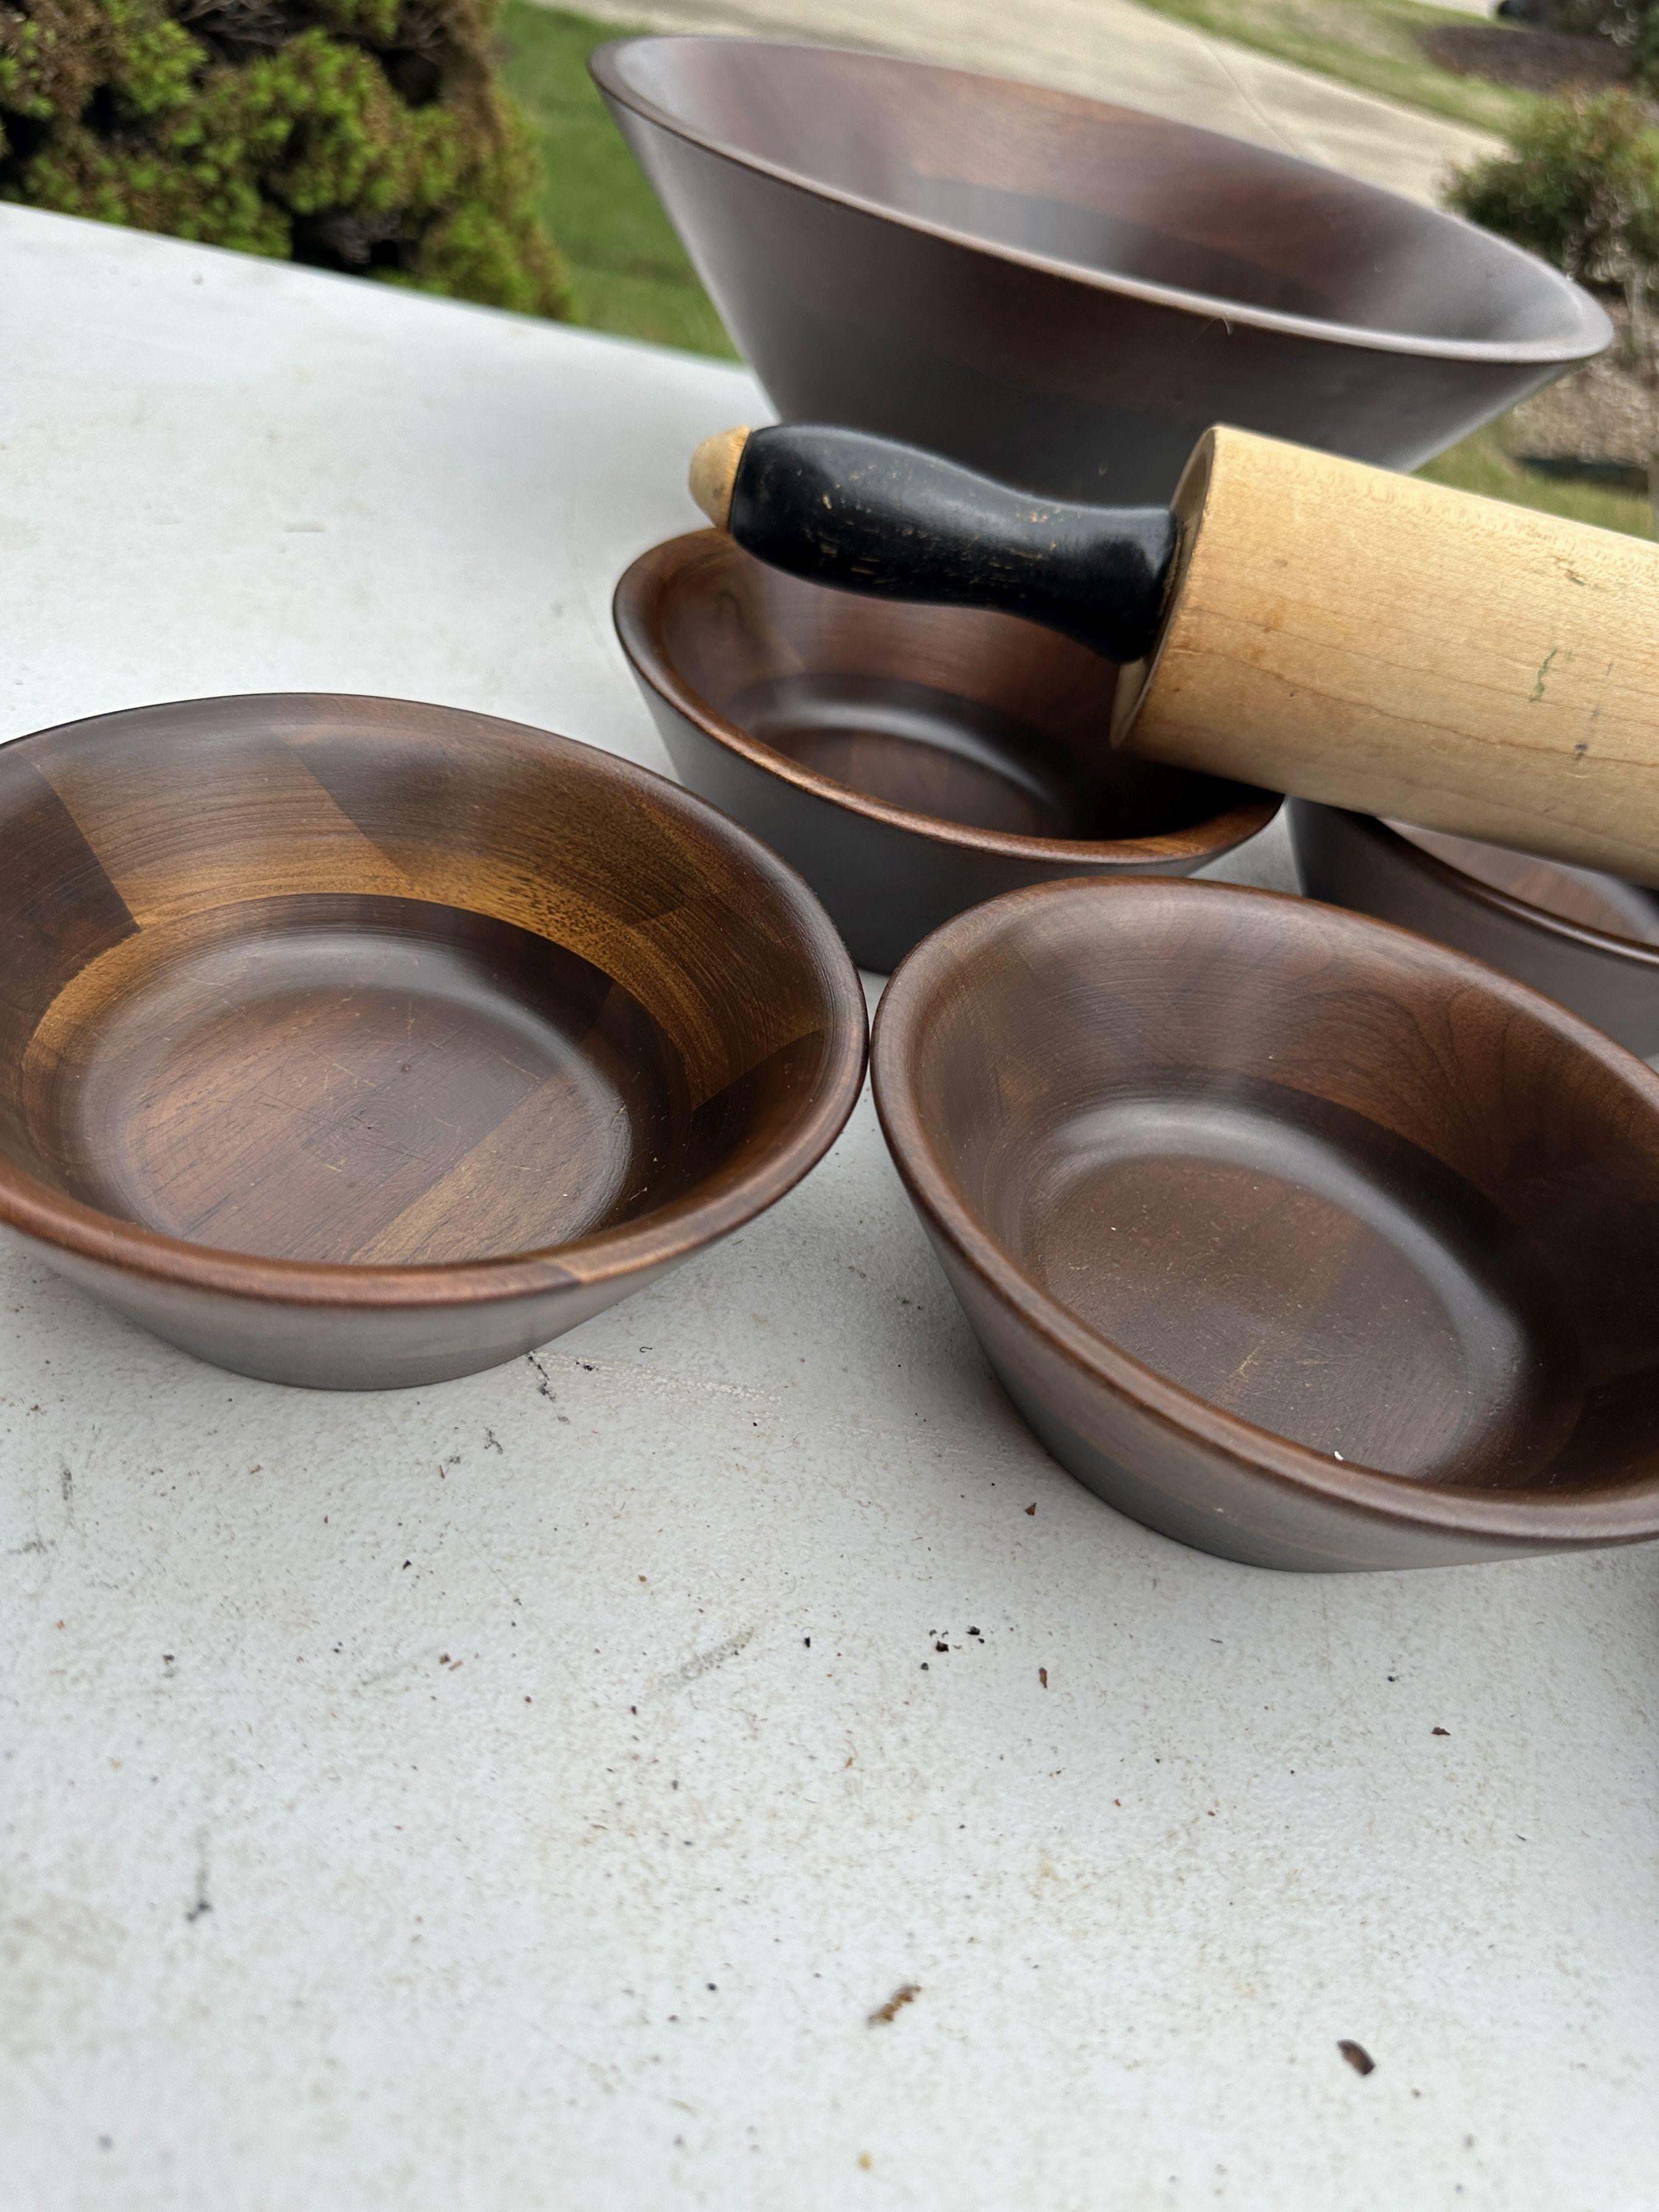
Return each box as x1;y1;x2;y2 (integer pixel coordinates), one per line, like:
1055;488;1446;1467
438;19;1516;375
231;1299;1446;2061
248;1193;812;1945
687;422;1659;886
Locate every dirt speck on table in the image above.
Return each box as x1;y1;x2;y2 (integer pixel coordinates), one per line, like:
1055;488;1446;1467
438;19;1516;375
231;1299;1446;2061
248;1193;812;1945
868;1983;920;2026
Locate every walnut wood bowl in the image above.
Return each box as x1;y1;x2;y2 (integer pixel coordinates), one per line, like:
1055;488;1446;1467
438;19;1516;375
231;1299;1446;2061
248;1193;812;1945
0;695;866;1389
591;36;1610;504
614;530;1276;972
872;877;1659;1571
1288;799;1659;1058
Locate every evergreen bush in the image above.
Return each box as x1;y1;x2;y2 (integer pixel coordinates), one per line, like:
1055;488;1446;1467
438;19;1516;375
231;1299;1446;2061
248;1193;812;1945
0;0;568;315
1446;88;1659;325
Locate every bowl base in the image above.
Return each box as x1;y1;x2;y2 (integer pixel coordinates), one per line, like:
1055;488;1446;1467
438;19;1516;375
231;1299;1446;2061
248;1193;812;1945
731;672;1080;838
26;894;685;1267
1009;1086;1579;1488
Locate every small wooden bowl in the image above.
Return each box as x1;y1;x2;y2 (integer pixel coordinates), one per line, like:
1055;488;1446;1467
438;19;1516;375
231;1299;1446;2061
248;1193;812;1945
0;695;866;1389
1288;799;1659;1058
614;532;1276;972
872;877;1659;1572
592;37;1608;503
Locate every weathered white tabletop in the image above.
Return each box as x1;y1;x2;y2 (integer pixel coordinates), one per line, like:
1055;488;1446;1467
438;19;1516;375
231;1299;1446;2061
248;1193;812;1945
2;206;1655;2212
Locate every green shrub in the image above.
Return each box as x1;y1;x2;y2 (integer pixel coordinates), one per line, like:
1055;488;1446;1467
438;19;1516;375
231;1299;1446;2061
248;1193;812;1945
0;0;569;315
1446;88;1659;296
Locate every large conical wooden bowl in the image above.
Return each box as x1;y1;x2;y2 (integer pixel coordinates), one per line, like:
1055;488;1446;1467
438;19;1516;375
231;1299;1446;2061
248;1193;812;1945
593;36;1610;504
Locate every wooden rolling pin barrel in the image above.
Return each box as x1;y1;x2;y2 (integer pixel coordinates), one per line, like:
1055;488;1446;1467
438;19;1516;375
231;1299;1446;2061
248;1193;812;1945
688;423;1659;888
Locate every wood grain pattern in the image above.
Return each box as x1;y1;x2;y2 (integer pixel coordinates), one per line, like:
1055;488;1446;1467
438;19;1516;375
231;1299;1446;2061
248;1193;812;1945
0;695;867;1389
592;36;1607;505
1114;427;1659;885
1288;799;1659;1056
872;875;1659;1571
614;530;1275;972
1399;823;1659;941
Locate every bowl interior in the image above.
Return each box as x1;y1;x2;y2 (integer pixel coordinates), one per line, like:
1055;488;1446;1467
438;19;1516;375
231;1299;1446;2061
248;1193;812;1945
0;698;853;1270
1392;821;1659;947
607;38;1594;350
882;882;1659;1493
653;535;1252;845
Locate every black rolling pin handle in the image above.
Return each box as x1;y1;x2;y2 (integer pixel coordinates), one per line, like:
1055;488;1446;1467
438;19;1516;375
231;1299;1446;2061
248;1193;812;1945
687;424;1178;666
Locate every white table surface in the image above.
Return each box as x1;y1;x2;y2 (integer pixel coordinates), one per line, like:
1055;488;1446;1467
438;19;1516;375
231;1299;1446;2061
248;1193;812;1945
1;205;1655;2212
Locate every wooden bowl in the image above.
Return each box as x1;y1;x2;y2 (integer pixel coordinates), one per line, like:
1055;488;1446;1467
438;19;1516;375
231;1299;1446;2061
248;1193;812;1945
0;695;867;1389
614;531;1276;972
872;877;1659;1571
1288;799;1659;1058
591;37;1610;504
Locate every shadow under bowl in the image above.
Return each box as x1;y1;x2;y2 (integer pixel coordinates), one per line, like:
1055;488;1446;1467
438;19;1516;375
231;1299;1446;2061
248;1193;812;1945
1288;798;1659;1058
614;531;1276;972
0;695;866;1389
592;35;1610;504
872;876;1659;1571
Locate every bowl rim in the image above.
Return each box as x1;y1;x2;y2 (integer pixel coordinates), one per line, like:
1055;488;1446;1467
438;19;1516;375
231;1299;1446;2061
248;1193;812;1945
591;35;1613;370
870;874;1659;1546
1298;800;1659;967
0;692;869;1312
614;530;1280;866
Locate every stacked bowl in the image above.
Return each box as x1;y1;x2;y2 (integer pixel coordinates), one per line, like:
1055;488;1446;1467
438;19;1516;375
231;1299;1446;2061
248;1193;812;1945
592;35;1659;1570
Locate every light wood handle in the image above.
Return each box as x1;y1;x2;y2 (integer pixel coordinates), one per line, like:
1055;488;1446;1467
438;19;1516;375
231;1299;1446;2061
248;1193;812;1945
1114;427;1659;886
689;426;751;529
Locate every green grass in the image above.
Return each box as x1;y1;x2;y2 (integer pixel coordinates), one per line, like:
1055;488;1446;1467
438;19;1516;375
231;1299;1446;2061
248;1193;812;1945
1120;0;1538;137
502;3;1650;539
1421;422;1652;535
500;1;737;357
